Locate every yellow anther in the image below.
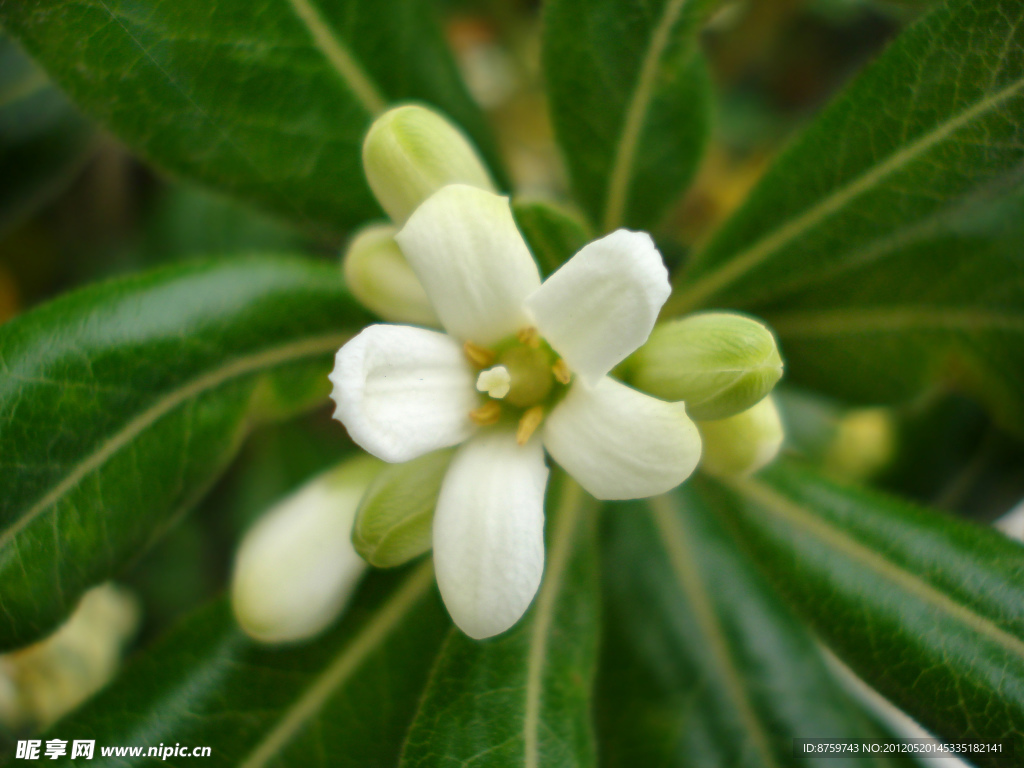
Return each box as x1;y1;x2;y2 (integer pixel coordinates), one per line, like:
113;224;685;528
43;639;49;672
552;358;572;385
516;406;545;445
517;327;541;348
464;341;496;368
470;401;502;426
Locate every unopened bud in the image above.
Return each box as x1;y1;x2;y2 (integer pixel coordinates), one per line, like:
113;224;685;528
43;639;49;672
0;583;139;731
231;455;382;644
363;104;495;225
629;312;783;421
353;449;451;568
343;224;440;325
698;395;784;478
825;408;895;481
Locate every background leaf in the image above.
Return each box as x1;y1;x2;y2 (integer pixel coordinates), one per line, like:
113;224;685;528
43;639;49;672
706;460;1024;765
47;564;447;767
0;0;501;231
512;197;590;277
0;255;370;649
597;489;896;768
542;0;715;233
400;477;599;768
668;0;1024;434
0;34;93;236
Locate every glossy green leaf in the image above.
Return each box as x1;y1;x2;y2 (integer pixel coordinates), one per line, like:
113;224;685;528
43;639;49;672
0;255;371;649
668;0;1024;432
512;197;591;277
707;460;1024;764
0;0;501;231
0;34;92;236
54;564;448;767
767;186;1024;438
400;477;600;768
597;489;893;768
542;0;714;233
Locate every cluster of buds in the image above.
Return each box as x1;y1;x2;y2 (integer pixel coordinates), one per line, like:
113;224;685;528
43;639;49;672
230;104;786;644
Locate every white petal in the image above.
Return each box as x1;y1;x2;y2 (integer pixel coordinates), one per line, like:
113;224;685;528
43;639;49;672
525;229;669;384
231;458;379;643
543;377;701;500
329;325;477;463
395;185;541;345
433;430;549;639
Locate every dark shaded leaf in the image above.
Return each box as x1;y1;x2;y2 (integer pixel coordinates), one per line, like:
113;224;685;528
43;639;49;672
0;0;501;231
512;197;590;277
0;34;92;236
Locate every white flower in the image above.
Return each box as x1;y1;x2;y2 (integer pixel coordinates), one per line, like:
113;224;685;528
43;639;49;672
330;184;701;639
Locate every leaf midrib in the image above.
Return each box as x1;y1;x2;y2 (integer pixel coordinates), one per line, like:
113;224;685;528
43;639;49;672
769;307;1024;336
602;0;693;232
523;478;588;768
729;475;1024;660
669;72;1024;312
649;494;781;768
239;563;435;768
282;0;386;115
0;332;350;552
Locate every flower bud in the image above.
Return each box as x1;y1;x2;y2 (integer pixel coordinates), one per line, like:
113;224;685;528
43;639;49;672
342;223;440;325
363;104;495;225
231;455;382;644
0;583;139;731
629;312;783;421
698;395;784;478
353;449;452;568
824;408;895;482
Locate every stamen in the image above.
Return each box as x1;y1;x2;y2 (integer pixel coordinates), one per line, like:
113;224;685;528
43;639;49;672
470;401;502;426
552;358;572;385
516;406;544;445
476;365;511;399
517;327;541;348
464;341;495;368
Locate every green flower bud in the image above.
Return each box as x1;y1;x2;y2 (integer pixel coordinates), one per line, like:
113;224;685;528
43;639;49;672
698;395;784;478
353;449;452;568
629;312;783;421
342;223;440;325
363;104;495;225
231;455;382;644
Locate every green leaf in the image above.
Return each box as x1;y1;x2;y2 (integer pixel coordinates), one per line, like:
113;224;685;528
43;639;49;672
767;186;1024;438
512;197;591;277
0;34;93;236
400;477;600;768
0;255;371;649
707;460;1024;764
597;489;892;768
667;0;1024;431
542;0;714;233
54;564;449;767
0;0;501;231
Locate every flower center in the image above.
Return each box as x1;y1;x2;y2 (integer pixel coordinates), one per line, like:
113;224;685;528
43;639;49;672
465;327;573;443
